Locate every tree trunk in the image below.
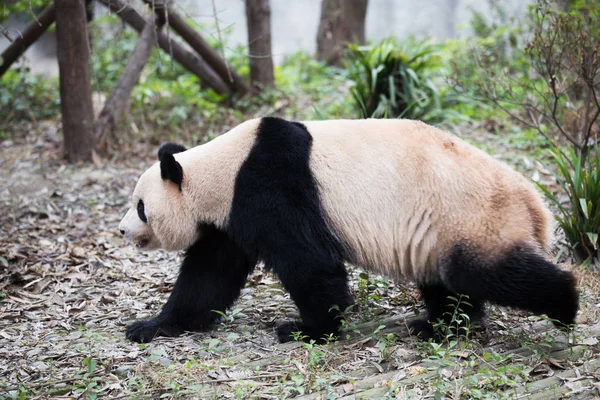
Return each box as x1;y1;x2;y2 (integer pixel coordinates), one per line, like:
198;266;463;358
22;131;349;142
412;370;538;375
245;0;274;89
95;16;158;143
55;0;95;163
97;0;230;95
316;0;368;66
166;7;251;95
0;4;55;77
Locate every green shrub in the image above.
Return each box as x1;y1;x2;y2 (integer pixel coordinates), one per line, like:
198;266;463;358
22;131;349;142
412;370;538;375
0;67;60;126
450;0;600;266
344;37;452;122
88;14;229;135
0;0;52;24
537;145;600;265
446;0;530;119
275;52;352;119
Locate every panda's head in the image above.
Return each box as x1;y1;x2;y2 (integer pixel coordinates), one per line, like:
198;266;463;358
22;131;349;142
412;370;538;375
118;143;200;251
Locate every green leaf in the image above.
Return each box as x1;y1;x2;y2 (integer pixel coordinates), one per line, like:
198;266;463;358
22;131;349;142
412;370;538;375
312;105;327;120
373;324;386;334
84;357;97;374
211;309;227;318
586;233;598;249
0;257;7;267
579;198;589;219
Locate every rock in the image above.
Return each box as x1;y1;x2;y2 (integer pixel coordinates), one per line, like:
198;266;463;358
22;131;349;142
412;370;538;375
158;357;172;367
31;361;49;371
114;365;132;378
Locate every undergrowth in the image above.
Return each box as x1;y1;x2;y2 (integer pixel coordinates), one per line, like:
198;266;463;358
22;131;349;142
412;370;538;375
537;145;600;265
344;37;456;122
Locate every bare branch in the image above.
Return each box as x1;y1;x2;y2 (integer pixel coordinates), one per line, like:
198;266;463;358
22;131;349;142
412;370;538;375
0;4;56;77
0;25;14;42
210;0;233;84
97;0;229;94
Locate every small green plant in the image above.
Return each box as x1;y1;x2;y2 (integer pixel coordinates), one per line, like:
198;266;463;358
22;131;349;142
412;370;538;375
423;347;528;399
354;271;374;320
303;339;328;370
72;356;101;400
335;303;362;339
376;332;397;362
537;144;600;264
344;37;452;122
431;294;475;345
211;307;243;323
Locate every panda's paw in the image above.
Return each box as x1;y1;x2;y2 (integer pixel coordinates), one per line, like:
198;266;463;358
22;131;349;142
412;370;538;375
276;321;302;343
125;319;183;343
407;318;435;341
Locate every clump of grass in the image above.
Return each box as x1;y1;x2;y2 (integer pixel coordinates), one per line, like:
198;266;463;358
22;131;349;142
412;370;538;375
344;37;453;122
537;144;600;265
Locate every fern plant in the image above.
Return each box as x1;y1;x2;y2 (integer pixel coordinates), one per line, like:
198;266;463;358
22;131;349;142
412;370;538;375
537;145;600;265
343;37;452;122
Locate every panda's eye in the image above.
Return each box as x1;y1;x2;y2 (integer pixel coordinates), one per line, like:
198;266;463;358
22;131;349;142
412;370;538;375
137;199;147;223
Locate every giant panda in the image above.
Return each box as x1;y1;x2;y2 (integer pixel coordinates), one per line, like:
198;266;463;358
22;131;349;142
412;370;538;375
118;117;579;344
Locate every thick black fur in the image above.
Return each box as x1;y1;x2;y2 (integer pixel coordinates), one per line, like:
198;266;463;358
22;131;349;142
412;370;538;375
158;142;186;191
227;117;353;343
158;143;187;159
159;152;184;191
125;224;255;343
409;242;579;340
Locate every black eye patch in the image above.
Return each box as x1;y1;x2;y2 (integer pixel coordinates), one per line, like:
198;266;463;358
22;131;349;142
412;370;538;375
137;199;147;223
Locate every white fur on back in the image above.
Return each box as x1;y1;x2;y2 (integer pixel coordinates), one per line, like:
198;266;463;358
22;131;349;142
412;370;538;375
303;119;553;282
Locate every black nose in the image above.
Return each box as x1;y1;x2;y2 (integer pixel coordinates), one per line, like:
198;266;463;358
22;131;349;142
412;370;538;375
120;229;125;235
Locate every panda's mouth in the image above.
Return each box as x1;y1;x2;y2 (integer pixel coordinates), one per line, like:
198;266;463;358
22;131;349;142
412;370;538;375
136;238;149;248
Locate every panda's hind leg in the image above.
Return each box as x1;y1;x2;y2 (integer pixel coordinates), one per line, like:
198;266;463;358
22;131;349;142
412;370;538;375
408;281;486;341
439;242;579;331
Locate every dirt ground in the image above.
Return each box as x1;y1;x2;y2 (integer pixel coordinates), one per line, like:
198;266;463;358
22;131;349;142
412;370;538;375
1;120;599;399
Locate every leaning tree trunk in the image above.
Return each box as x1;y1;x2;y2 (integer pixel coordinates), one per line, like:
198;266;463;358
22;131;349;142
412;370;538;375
165;7;251;95
245;0;274;89
316;0;368;66
55;0;95;163
97;0;229;94
95;15;158;143
0;4;55;77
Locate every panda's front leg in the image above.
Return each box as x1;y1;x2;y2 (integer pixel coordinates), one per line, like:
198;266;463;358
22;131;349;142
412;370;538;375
125;229;255;343
273;259;353;344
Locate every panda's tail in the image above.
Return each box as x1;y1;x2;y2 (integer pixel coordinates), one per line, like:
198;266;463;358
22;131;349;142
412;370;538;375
439;242;579;327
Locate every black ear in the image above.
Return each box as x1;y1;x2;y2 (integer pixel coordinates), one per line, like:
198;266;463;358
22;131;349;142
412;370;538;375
160;152;184;190
158;143;187;160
